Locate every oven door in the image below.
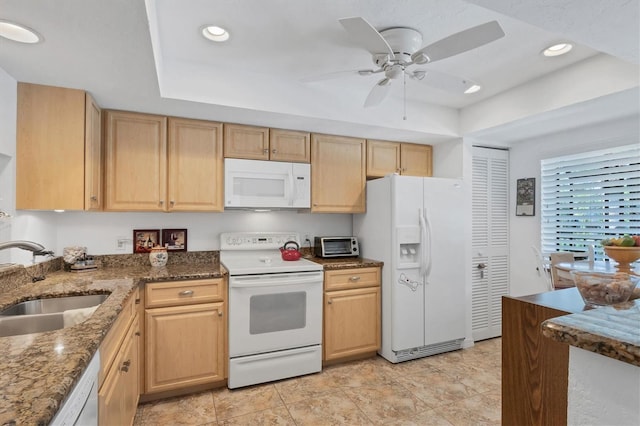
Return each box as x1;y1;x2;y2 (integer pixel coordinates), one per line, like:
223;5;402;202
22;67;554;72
229;271;323;357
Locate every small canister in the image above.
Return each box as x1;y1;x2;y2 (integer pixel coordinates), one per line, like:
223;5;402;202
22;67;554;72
149;246;168;267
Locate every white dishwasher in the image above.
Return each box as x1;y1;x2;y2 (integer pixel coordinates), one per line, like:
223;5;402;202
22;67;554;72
50;350;100;426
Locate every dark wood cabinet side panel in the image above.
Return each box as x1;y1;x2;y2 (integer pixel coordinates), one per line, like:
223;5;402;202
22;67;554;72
502;297;570;426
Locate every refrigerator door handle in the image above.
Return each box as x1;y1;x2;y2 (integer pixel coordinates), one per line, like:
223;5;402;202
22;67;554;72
421;208;433;281
418;208;428;281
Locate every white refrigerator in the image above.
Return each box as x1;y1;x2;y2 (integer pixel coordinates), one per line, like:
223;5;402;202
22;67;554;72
353;174;467;363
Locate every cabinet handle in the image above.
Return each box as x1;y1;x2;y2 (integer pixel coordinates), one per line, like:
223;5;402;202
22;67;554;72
121;359;131;372
272;149;277;154
218;310;223;317
349;276;361;282
135;298;140;304
170;200;175;206
90;195;97;201
179;290;194;296
327;299;332;304
263;148;269;154
135;331;141;336
159;200;164;206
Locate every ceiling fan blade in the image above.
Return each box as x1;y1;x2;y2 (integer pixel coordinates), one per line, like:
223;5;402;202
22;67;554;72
300;68;378;83
364;78;391;107
410;69;477;94
339;17;394;56
412;21;504;64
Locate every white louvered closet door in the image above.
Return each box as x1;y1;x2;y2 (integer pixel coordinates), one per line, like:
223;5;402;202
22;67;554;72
471;146;509;341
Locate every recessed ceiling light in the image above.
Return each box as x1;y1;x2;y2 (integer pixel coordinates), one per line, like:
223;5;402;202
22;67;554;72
542;43;573;57
0;20;42;43
202;25;230;42
464;84;482;94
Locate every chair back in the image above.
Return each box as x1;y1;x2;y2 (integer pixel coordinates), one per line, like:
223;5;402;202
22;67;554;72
550;252;575;288
531;246;553;291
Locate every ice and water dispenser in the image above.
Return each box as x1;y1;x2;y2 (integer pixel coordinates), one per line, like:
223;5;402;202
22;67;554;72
397;226;421;268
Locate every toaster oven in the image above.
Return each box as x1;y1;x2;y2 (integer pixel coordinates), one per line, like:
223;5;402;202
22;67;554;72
314;237;359;258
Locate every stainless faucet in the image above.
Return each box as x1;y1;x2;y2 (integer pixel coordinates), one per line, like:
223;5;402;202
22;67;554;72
0;240;54;257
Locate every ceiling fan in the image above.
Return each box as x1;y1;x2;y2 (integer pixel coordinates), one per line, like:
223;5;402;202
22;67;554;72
304;17;505;109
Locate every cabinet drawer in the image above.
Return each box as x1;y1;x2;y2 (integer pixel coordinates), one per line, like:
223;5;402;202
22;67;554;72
145;279;224;308
324;267;380;291
100;288;138;387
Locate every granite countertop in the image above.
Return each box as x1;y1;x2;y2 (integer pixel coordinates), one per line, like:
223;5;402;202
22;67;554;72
307;256;383;270
0;252;380;425
541;298;640;367
0;253;225;426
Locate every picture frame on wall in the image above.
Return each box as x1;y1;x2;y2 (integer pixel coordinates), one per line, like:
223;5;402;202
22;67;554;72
516;178;535;216
133;229;160;253
162;229;188;252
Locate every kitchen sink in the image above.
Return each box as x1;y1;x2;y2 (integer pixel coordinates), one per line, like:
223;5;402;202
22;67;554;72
0;294;109;337
0;294;108;316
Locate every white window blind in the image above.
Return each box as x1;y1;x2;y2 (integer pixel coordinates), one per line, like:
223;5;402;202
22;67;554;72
541;144;640;260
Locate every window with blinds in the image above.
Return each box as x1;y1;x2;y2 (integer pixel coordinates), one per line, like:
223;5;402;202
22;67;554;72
541;144;640;260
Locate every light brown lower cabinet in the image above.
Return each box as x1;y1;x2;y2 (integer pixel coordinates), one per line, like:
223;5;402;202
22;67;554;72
99;292;140;426
323;267;381;362
143;278;227;395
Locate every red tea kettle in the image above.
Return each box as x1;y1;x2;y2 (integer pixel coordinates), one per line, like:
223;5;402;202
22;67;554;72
280;241;302;261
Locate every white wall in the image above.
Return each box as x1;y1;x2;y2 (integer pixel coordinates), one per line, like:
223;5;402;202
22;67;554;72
568;347;640;425
508;115;639;296
0;67;16;264
433;138;464;178
44;210;351;255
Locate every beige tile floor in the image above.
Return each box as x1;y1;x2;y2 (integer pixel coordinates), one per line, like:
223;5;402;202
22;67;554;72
134;338;501;425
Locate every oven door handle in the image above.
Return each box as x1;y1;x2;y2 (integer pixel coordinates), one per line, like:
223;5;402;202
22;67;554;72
230;274;322;288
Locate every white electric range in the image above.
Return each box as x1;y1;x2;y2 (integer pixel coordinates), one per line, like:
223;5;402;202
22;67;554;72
220;232;323;389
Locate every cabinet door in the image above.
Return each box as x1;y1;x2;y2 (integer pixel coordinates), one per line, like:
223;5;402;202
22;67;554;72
366;140;400;178
104;111;167;211
269;128;311;163
84;93;102;210
168;118;224;211
16;83;86;210
145;302;225;393
99;317;139;426
400;143;432;177
311;134;366;213
223;123;269;160
324;286;381;361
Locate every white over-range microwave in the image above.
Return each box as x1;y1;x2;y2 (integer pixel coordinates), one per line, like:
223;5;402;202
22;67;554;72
224;158;311;209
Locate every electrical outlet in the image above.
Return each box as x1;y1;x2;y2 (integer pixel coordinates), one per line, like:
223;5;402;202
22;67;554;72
303;233;311;243
116;236;128;251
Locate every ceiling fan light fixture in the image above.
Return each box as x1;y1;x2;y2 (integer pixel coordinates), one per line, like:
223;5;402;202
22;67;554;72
202;25;230;42
464;84;482;94
0;20;42;43
542;43;572;57
379;78;391;86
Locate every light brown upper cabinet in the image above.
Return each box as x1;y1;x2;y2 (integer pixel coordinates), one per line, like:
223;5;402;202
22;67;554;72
167;118;224;211
269;128;311;162
311;134;366;213
366;140;433;178
16;83;102;210
104;111;224;212
224;124;310;163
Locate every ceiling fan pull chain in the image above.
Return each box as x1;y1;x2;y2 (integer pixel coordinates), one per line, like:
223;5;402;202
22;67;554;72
403;70;407;121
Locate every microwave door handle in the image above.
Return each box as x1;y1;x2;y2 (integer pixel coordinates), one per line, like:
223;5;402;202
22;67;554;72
288;168;295;206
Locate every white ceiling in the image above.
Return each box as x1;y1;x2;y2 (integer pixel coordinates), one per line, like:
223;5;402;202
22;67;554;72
0;0;638;145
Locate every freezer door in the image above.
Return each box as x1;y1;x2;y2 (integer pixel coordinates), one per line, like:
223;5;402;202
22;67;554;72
391;176;426;351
